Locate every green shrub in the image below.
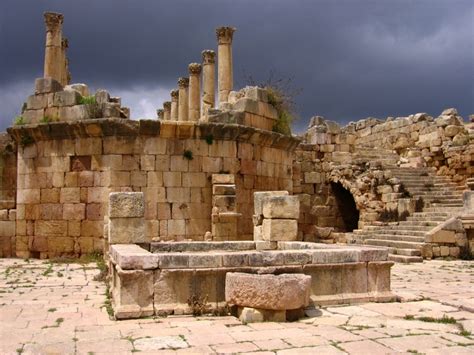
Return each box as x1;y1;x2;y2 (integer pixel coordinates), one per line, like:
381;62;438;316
204;134;214;145
183;150;194;160
14;116;25;125
79;96;97;105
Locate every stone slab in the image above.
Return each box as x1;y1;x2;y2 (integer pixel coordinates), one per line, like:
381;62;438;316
110;244;159;270
225;272;311;310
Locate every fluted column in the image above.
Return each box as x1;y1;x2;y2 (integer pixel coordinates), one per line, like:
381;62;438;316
188;63;202;122
44;12;64;83
156;109;164;120
201;50;215;120
216;26;236;104
170;89;179;120
163;101;171;120
177;77;189;121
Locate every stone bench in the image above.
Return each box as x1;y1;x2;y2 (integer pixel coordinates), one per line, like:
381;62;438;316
225;272;311;322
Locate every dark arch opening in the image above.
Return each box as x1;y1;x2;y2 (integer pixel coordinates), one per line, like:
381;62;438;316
331;182;359;232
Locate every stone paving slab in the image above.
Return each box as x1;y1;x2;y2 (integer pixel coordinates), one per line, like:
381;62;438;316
0;258;473;354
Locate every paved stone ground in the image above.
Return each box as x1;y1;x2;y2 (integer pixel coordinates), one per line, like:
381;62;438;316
0;258;473;354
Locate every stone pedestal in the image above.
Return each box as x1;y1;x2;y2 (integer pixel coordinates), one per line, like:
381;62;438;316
44;12;64;84
163;101;171;120
177;77;189;121
201;50;215;120
211;174;240;240
216;27;236;105
188;63;202;122
170;89;179;120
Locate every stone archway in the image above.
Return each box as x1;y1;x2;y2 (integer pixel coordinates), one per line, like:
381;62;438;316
330;182;359;232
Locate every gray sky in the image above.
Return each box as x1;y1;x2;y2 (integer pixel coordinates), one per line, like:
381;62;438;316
0;0;473;133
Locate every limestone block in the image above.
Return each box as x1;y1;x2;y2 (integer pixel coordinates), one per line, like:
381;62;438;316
211;174;235;184
112;265;154;319
445;125;462;137
255;240;277;250
58;105;91;120
26;94;48;110
110;244;159;270
187;254;222;268
102;102;121;118
254;191;288;216
262;219;297;241
109;192;145;218
225;272;311;310
35;77;63;94
109;217;147;244
212;184;236;195
261;195;299;219
440;245;450;257
95;89;110;104
23;109;45;124
53;90;81;106
253;225;263;240
427;230;456;244
65;83;90;97
244;86;268;102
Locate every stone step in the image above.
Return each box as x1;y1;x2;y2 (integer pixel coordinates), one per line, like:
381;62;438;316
364;239;425;250
411;212;451;217
406;216;448;222
424;207;463;212
375;229;427;237
389;254;424;263
359;234;425;243
400;221;438;227
388;247;422;256
384;225;433;231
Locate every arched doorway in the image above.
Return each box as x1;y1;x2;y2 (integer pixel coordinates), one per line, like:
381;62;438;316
330;182;359;232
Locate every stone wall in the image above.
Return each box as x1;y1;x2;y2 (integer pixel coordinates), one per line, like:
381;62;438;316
0;133;17;257
351;109;473;184
8;119;298;258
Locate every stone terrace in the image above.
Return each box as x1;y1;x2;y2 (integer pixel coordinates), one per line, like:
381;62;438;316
0;257;473;354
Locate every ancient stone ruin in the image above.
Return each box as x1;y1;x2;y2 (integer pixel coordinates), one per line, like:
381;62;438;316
0;12;473;321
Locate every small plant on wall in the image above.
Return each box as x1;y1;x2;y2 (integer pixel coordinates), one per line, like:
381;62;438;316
183;149;194;160
14;116;25;125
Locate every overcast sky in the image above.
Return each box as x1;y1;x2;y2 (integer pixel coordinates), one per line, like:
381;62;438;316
0;0;473;133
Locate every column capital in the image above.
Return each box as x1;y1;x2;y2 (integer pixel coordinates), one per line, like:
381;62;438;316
188;63;202;75
202;50;216;64
156;109;164;119
61;38;69;49
177;77;189;88
44;12;64;31
163;101;171;110
170;89;179;99
216;26;236;45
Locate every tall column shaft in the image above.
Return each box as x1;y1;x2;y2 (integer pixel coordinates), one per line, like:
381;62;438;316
188;63;202;122
163;101;171;120
44;12;64;82
216;27;236;105
201;50;215;120
177;77;189;121
170;90;179;120
60;38;70;86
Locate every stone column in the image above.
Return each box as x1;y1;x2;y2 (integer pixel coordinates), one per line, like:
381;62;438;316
156;109;164;120
177;77;189;121
163;101;171;120
201;50;215;119
216;27;236;105
60;38;71;86
170;89;179;120
44;12;64;83
188;63;202;122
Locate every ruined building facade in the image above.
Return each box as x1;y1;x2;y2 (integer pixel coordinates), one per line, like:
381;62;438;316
0;12;473;263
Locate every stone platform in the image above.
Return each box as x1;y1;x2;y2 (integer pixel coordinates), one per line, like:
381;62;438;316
109;241;395;319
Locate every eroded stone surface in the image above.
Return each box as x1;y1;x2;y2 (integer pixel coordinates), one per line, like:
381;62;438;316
225;272;311;310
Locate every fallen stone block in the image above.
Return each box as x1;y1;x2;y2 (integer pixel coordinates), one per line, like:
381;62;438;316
254;191;288;216
261;195;300;219
262;219;297;241
225;272;311;311
53;90;81;106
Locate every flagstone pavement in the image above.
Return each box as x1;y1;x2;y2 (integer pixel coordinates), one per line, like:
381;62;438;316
0;258;473;354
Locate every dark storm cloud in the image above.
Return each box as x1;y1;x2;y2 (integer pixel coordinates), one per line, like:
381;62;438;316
0;0;473;132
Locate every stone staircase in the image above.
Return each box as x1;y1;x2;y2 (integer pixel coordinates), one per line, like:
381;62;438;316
348;147;465;263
